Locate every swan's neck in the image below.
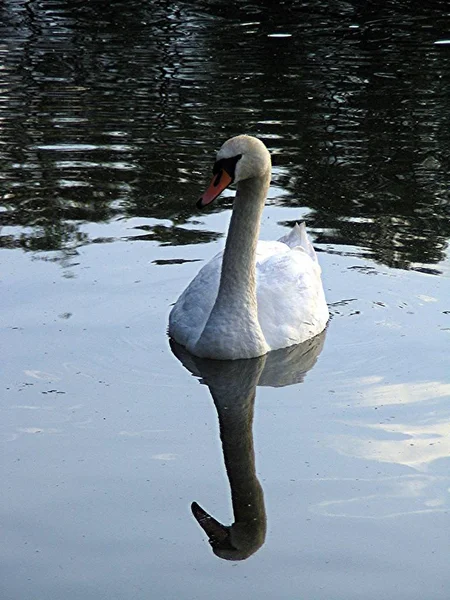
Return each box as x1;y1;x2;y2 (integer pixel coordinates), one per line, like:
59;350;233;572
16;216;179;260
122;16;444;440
192;171;271;359
221;175;269;303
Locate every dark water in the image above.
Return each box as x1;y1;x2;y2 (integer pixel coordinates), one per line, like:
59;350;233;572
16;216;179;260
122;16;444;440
1;2;450;599
1;0;449;267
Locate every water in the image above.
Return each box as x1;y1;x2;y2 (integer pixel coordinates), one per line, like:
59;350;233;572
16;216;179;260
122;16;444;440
1;1;450;598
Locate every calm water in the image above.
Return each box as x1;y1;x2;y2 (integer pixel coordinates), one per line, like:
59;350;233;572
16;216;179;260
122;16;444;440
2;1;450;598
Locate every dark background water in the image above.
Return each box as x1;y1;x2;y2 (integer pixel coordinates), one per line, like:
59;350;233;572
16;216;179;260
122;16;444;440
1;0;449;267
1;2;450;600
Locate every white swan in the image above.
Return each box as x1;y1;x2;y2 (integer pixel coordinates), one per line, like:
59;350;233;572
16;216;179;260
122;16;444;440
169;135;329;360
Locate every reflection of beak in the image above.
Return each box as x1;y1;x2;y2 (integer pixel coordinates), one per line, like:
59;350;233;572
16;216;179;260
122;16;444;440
191;501;232;548
196;169;233;209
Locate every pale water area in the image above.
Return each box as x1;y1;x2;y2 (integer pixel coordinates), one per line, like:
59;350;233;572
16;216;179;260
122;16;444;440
1;2;450;599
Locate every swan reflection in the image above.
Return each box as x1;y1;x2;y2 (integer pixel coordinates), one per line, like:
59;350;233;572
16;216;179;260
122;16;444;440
170;330;326;560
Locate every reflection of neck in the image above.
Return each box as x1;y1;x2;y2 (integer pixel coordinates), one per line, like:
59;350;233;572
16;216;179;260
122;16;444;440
201;356;267;559
213;390;265;528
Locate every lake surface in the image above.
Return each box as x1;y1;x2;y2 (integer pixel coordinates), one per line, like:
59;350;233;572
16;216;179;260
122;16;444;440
1;1;450;598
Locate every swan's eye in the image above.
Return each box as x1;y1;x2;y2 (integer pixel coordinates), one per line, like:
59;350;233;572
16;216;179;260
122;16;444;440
212;154;243;180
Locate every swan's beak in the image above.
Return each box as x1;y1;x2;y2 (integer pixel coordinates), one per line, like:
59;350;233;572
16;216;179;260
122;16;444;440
197;169;233;209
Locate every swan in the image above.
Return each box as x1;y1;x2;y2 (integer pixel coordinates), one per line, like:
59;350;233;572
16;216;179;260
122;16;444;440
168;134;329;360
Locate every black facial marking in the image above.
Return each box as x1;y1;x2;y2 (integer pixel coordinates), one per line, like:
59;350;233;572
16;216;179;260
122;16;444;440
212;153;242;180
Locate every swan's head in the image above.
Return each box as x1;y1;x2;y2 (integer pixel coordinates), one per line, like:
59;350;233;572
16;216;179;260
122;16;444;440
197;135;271;208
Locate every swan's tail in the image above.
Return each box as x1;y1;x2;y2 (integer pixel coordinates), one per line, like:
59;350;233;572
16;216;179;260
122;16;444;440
278;222;318;262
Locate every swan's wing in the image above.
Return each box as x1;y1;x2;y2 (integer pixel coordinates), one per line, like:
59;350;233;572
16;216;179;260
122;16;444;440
168;251;222;347
277;222;318;262
256;245;329;351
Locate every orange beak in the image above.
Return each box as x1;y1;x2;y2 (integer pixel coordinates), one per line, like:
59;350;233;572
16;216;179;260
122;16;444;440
197;169;233;209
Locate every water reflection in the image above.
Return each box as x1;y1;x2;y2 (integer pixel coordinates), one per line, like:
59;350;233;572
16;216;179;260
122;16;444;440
331;378;450;471
1;1;449;271
170;331;326;560
314;473;450;519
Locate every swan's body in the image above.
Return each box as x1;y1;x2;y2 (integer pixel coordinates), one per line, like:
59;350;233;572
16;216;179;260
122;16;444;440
169;135;329;360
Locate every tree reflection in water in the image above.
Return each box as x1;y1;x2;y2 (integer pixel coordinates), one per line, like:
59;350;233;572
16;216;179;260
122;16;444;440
0;1;448;269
